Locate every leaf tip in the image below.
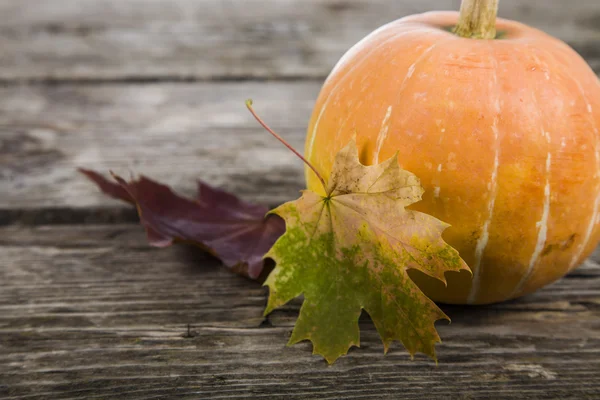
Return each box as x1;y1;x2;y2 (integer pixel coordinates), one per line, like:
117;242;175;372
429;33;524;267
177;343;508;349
108;169;123;182
262;290;275;316
350;131;358;143
465;265;474;277
262;294;278;317
245;98;253;107
320;348;347;365
382;340;391;355
438;273;449;288
325;356;338;365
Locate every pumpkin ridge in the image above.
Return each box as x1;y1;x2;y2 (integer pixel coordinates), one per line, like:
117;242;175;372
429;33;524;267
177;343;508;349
467;41;502;304
562;70;600;272
373;105;393;165
372;37;452;166
306;29;418;165
510;49;554;298
527;42;600;277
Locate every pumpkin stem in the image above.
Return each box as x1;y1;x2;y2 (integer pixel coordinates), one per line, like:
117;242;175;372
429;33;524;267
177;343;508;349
453;0;499;39
245;99;328;191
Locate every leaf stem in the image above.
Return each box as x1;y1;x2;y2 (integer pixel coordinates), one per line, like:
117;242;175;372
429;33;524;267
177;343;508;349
246;99;327;191
453;0;499;39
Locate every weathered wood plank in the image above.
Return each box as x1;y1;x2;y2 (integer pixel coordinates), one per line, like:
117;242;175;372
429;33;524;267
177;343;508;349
0;224;599;399
0;82;318;211
0;0;598;81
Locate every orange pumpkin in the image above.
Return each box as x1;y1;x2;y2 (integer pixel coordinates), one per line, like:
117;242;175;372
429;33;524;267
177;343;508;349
304;1;600;304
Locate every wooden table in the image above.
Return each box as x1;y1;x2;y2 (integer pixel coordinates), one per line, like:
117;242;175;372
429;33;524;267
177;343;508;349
1;1;599;398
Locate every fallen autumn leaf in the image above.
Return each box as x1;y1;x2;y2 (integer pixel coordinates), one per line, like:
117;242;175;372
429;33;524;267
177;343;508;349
264;140;470;363
80;169;285;279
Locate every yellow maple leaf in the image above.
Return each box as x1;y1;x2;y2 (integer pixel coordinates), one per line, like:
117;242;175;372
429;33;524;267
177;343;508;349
264;139;471;364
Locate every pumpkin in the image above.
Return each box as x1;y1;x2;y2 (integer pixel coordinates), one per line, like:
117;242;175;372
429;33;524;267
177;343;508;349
304;0;600;304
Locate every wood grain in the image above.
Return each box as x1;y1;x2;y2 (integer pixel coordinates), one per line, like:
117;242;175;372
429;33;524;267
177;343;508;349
0;82;318;212
2;1;600;398
0;0;598;82
1;224;599;399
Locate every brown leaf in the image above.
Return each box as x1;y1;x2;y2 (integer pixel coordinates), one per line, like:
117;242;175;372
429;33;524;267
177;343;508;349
79;169;285;279
79;169;134;205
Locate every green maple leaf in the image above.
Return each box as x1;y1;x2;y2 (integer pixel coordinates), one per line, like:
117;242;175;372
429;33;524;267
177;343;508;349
264;140;470;364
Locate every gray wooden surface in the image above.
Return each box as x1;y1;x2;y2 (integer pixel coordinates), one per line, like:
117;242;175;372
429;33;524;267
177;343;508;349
1;1;600;399
0;0;599;81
